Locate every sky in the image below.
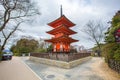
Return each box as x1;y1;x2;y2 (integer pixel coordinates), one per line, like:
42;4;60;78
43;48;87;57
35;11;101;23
4;0;120;49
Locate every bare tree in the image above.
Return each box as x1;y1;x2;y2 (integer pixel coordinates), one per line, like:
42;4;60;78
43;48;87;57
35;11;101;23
83;20;106;54
0;0;40;31
0;0;40;53
0;21;23;52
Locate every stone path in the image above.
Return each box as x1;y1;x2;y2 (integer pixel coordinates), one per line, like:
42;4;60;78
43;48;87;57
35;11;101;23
22;57;120;80
0;57;41;80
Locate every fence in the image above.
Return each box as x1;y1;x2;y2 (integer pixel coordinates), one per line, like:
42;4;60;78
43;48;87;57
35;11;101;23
30;53;91;62
108;59;120;73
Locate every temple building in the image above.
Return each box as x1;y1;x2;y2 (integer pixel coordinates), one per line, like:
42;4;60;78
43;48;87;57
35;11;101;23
45;6;78;53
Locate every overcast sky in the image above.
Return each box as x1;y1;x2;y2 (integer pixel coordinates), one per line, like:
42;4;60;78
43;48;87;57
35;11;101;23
10;0;120;49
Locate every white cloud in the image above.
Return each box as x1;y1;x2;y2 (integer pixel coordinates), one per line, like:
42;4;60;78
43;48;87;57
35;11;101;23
3;0;120;49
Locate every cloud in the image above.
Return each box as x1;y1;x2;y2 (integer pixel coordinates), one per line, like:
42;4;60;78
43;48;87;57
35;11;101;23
4;0;120;49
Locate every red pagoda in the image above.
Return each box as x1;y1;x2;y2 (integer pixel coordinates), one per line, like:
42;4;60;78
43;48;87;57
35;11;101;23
45;6;78;53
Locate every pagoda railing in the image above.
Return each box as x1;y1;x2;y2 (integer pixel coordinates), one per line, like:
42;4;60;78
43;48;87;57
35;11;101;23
30;53;91;62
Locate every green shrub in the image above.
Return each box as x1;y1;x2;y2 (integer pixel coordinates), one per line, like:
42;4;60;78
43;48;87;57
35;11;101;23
34;48;47;53
114;49;120;61
102;43;120;62
103;11;120;63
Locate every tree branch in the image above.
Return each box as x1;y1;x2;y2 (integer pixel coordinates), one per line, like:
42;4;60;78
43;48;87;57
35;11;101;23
2;30;6;39
0;21;23;51
83;20;106;50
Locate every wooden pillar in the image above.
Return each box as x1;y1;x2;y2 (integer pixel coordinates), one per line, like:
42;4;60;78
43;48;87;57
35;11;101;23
60;42;63;52
68;43;70;52
53;43;56;52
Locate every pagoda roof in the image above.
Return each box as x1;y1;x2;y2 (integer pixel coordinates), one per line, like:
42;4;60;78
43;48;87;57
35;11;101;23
48;15;75;28
46;25;77;35
45;36;78;43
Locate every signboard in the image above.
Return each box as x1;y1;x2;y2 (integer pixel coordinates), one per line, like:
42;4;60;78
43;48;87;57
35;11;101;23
115;29;120;42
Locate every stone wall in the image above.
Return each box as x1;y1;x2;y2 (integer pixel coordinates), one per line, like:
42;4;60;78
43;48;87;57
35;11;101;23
29;56;92;69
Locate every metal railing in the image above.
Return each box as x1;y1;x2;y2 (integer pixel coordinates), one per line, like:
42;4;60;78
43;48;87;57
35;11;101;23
30;53;91;62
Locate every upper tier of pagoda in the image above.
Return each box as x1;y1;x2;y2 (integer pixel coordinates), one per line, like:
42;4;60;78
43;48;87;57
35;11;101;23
48;15;75;28
46;24;77;35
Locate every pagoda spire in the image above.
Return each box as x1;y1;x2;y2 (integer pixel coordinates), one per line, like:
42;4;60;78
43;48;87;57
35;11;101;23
60;5;63;17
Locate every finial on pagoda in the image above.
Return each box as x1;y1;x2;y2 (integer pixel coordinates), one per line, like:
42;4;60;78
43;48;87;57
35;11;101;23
60;5;63;17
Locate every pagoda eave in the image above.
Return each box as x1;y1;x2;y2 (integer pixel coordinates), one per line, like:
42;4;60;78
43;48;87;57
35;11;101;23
48;22;75;28
45;37;78;43
45;40;78;43
48;15;75;28
46;31;77;35
46;25;77;35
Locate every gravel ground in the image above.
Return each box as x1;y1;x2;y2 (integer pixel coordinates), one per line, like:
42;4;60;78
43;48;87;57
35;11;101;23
21;57;120;80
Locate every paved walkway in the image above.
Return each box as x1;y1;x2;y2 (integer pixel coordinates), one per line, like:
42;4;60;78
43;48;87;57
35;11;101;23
22;57;120;80
0;57;41;80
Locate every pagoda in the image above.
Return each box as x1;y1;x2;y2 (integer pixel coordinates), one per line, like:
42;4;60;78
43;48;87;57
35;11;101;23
45;6;78;53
